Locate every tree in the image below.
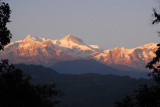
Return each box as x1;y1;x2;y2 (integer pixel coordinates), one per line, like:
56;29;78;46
115;96;133;107
0;0;12;50
115;8;160;107
146;8;160;83
0;1;62;107
0;60;61;107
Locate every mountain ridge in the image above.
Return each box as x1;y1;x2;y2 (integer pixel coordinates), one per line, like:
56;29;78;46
14;64;153;107
0;34;157;72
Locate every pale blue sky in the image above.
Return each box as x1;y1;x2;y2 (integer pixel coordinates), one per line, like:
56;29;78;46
5;0;160;49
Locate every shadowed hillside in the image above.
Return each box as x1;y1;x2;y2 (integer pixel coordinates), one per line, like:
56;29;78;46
52;59;149;78
15;64;153;107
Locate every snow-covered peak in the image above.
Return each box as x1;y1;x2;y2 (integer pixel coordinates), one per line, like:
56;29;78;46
25;35;35;40
1;34;159;72
49;34;98;57
26;35;32;38
135;43;157;49
89;45;100;49
61;34;84;44
24;35;46;42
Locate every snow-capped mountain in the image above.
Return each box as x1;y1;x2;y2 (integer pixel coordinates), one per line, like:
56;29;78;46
92;43;157;71
0;35;157;71
50;34;103;57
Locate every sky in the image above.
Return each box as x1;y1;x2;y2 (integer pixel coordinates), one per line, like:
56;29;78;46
5;0;160;49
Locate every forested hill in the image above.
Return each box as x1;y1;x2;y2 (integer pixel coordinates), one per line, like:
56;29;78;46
15;64;154;107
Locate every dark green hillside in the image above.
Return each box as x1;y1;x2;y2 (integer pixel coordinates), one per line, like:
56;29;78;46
15;64;153;107
15;64;58;84
56;74;153;107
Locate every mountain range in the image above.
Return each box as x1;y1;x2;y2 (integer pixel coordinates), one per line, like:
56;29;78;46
0;34;157;75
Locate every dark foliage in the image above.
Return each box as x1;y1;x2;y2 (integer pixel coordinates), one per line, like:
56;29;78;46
115;96;133;107
0;0;12;50
0;60;61;107
15;64;153;107
152;8;160;24
115;85;160;107
146;44;160;83
115;8;160;107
